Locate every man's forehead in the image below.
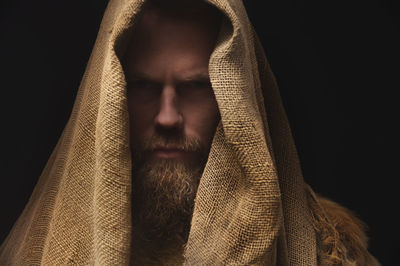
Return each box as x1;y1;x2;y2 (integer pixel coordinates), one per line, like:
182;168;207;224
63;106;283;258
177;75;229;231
124;4;219;83
128;68;210;83
134;0;221;37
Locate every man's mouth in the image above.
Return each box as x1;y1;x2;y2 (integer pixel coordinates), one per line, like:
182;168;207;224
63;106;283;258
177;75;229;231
152;147;189;159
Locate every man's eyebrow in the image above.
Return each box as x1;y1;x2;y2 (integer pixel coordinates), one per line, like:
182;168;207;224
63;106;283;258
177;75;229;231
127;71;157;81
127;71;211;82
180;72;210;82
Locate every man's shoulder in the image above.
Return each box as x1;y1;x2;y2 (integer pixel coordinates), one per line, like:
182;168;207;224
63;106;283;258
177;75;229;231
306;187;380;265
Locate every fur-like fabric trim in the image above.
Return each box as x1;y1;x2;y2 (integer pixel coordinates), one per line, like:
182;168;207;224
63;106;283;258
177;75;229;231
306;185;380;266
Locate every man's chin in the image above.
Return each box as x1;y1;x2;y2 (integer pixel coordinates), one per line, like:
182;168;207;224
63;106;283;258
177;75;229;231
131;158;202;240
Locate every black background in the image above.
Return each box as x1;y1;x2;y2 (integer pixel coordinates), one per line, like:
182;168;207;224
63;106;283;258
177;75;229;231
1;0;398;264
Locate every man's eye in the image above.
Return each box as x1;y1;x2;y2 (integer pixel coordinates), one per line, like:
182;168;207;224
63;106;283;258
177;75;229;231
127;80;161;103
183;81;212;89
177;81;215;101
128;80;155;90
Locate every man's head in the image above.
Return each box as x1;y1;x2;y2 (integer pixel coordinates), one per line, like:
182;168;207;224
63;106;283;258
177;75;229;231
123;0;221;244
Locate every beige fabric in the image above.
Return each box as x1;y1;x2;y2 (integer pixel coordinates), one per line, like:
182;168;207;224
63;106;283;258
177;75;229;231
0;0;376;265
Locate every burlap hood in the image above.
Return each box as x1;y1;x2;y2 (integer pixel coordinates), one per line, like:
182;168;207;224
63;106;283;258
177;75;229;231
0;0;379;265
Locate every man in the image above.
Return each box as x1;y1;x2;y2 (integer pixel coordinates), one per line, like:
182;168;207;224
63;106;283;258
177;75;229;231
0;0;379;265
124;2;221;264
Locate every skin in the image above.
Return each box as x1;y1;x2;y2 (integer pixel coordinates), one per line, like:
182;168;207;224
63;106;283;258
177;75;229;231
123;3;222;263
124;5;221;166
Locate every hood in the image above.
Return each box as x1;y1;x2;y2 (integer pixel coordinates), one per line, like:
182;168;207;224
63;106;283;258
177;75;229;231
1;0;318;264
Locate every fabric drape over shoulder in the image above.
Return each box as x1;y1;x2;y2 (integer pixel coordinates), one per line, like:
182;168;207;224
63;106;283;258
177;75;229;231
0;0;378;265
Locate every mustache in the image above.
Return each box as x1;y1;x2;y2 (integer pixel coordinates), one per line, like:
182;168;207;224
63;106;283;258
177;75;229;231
131;134;210;168
137;135;203;153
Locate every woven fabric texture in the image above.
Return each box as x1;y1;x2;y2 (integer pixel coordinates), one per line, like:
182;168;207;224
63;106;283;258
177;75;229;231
0;0;370;265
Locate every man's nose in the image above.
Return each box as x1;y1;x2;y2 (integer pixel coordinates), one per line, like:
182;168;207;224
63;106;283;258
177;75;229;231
154;86;183;129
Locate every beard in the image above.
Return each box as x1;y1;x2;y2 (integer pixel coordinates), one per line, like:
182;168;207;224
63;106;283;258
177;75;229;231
131;134;208;245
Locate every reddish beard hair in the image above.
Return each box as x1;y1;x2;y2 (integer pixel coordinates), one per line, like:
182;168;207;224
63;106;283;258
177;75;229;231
131;135;208;245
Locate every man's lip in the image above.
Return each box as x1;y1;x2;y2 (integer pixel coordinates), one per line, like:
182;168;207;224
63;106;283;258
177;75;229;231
152;148;188;159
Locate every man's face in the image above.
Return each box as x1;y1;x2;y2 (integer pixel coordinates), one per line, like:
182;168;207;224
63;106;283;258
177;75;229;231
125;9;220;167
124;5;220;241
